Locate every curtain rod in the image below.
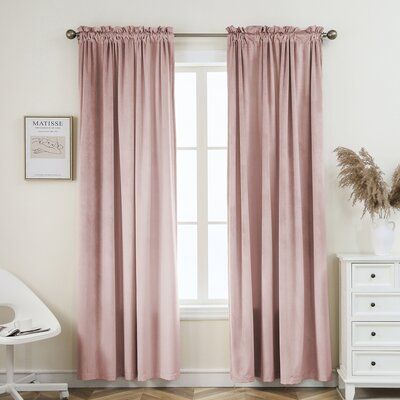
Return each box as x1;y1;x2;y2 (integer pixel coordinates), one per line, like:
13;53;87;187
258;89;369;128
65;29;338;40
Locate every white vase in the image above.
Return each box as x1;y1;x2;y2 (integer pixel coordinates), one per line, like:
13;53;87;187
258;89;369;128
371;218;396;255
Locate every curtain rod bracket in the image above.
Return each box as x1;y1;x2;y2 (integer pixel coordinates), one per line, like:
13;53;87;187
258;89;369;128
66;28;338;40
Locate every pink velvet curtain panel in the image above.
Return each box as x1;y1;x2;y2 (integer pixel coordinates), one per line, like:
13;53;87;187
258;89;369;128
227;26;332;384
77;26;179;381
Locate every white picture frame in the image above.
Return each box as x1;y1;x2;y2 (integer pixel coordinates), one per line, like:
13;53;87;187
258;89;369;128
24;116;72;180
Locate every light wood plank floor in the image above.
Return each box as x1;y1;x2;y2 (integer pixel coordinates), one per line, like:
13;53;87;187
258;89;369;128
1;387;400;400
1;388;318;400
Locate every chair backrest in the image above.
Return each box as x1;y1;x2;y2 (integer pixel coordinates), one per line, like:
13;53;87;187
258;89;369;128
0;269;60;330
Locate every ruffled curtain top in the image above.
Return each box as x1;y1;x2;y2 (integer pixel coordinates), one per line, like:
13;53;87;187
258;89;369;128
226;25;324;42
78;26;174;42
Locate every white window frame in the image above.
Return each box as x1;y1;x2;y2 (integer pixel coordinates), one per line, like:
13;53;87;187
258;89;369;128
176;63;229;320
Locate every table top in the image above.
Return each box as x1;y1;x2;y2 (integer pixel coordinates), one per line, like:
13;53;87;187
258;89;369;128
337;253;400;262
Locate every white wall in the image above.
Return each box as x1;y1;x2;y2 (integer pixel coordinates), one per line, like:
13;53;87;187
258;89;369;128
1;0;400;376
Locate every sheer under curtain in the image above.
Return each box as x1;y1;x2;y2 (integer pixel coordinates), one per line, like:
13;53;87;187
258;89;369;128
227;26;332;384
77;26;179;381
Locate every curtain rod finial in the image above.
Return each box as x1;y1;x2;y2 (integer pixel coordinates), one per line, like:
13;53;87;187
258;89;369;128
325;30;337;40
66;29;77;40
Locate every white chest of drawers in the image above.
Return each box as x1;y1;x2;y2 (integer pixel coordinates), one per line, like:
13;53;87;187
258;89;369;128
338;254;400;399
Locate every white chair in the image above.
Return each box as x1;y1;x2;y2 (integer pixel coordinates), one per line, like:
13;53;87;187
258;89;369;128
0;269;69;400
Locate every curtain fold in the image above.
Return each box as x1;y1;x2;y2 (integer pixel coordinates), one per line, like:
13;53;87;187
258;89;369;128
227;25;332;384
77;26;179;381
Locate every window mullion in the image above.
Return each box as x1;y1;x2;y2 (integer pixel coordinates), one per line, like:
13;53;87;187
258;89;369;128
196;69;208;303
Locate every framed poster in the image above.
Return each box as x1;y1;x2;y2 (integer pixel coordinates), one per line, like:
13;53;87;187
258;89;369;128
24;116;72;180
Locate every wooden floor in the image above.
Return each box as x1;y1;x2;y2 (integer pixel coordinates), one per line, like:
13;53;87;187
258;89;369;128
1;387;341;400
2;387;400;400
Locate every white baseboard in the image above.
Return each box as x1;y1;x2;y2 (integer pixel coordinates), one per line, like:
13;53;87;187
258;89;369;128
0;369;337;388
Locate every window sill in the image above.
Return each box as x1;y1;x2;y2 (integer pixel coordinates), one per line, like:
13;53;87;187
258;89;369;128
179;304;229;321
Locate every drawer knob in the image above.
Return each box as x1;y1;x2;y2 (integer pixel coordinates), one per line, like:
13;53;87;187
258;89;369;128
371;331;376;336
371;361;376;366
371;302;376;307
371;273;376;278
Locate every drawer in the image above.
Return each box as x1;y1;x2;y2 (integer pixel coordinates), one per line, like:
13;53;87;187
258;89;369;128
353;351;400;375
352;263;395;291
353;322;400;347
352;293;400;319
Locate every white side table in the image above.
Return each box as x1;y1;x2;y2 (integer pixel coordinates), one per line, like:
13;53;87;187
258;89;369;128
337;254;400;399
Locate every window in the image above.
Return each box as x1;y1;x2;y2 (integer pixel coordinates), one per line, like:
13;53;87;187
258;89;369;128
175;65;228;319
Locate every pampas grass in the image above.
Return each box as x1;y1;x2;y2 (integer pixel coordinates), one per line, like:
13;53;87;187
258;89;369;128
389;165;400;210
334;147;400;218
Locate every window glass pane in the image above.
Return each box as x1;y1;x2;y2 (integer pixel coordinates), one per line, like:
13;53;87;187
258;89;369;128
178;224;197;299
208;224;228;299
208;149;227;222
177;150;197;222
207;72;227;147
175;72;197;147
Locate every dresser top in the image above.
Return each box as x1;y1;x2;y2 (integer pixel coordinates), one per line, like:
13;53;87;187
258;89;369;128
337;253;400;262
